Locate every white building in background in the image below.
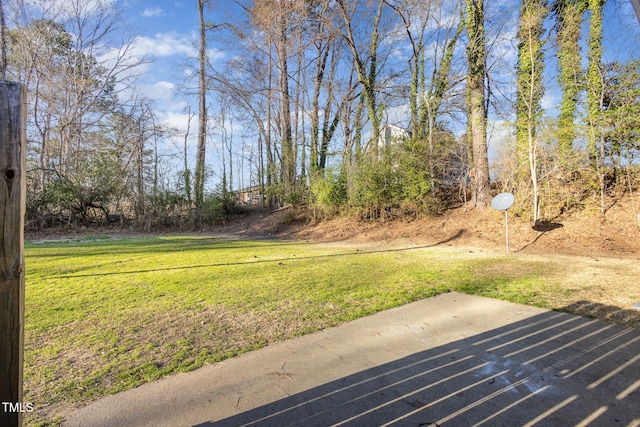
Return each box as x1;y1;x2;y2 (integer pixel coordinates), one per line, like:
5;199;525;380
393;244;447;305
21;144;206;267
372;124;412;152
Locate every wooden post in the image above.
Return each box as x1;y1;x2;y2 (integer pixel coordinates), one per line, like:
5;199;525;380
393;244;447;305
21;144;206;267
0;81;26;427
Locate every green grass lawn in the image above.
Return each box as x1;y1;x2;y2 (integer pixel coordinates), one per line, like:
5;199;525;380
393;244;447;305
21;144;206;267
24;235;556;426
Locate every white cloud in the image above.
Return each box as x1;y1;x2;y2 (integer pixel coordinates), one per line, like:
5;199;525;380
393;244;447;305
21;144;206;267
161;111;192;129
206;48;225;63
541;92;558;112
157;110;198;152
141;7;163;18
487;119;514;165
27;0;116;20
129;33;223;63
137;81;175;101
162;111;193;133
132;32;196;58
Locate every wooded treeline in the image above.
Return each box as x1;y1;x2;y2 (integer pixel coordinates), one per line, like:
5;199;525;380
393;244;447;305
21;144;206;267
1;0;638;230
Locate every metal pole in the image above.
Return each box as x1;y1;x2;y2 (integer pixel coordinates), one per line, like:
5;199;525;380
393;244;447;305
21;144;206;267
505;209;509;253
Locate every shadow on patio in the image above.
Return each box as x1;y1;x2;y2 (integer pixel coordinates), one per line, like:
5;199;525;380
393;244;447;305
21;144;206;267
203;309;639;427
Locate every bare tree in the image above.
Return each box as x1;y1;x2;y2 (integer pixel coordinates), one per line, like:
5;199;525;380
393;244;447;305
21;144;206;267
387;0;464;189
194;0;209;220
306;1;341;176
5;0;149;224
244;0;309;199
516;0;548;224
276;1;295;193
182;106;194;205
336;0;385;150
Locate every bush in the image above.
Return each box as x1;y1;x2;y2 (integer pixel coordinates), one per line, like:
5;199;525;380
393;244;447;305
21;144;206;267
347;150;402;219
310;168;347;218
346;144;439;219
306;141;447;220
200;185;236;225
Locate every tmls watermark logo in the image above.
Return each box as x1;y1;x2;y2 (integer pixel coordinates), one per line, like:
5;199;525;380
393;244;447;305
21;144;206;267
2;402;34;413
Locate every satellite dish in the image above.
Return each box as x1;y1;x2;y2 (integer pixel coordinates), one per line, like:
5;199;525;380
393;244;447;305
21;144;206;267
491;192;514;211
491;192;515;253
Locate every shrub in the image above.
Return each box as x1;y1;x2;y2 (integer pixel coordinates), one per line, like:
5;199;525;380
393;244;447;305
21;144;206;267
310;168;347;218
201;185;236;225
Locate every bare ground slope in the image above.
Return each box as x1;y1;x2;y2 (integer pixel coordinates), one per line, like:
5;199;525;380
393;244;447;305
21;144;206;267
219;197;640;258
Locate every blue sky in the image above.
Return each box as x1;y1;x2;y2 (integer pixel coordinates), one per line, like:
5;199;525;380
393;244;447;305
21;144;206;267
114;1;252;175
117;1;205;132
103;1;238;185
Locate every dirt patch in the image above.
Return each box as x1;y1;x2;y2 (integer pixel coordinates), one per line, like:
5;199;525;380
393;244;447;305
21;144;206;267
214;198;639;258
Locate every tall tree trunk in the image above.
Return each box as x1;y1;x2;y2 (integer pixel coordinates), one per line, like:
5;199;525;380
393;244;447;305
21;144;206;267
318;42;341;171
217;102;231;192
258;132;265;208
266;55;275;208
183;107;193;205
586;0;604;167
465;0;491;208
516;0;548;224
319;108;341;170
294;24;304;183
586;0;605;211
228;112;233;192
184;142;192;205
150;110;159;199
310;39;331;176
37;110;52;194
555;0;586;157
135;125;144;223
276;4;295;197
340;69;357;191
195;0;208;219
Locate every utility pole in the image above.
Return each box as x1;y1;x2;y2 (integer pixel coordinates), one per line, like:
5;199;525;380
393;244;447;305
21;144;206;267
0;81;26;427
